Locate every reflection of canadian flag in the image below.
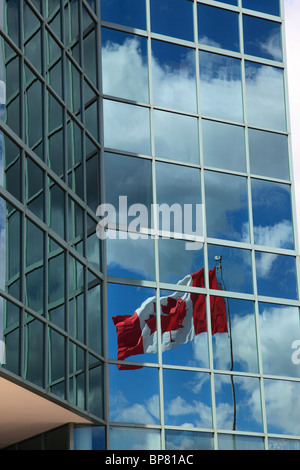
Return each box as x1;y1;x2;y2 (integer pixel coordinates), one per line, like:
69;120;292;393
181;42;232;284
112;268;228;370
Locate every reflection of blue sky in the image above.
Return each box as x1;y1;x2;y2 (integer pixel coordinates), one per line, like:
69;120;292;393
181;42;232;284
150;0;194;42
243;15;282;61
256;252;297;299
100;0;146;30
199;51;243;123
197;3;239;52
245;62;286;131
242;0;280;17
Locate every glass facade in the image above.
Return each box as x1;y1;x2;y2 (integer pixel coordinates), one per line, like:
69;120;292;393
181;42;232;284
1;0;300;451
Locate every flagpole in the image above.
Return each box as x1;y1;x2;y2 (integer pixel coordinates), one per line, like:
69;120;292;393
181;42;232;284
215;256;237;433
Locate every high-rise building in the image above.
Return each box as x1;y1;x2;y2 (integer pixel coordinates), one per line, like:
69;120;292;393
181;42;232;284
0;0;300;451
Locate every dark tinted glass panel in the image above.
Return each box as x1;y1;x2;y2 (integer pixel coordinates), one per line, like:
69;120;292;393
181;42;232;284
199;52;243;122
198;4;239;52
242;0;280;16
248;129;289;180
243;15;282;61
101;28;149;103
152;40;197;113
150;0;194;41
101;0;146;30
245;61;286;131
202;120;246;172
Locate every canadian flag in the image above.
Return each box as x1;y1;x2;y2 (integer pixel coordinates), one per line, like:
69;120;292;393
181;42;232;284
112;268;228;370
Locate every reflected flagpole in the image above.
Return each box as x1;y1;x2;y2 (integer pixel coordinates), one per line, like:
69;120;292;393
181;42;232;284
215;256;237;432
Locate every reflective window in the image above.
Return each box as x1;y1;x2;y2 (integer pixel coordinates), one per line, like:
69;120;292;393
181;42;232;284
264;379;300;435
163;369;212;428
158;238;204;285
107;283;157;365
153;110;199;164
152;40;197;113
221;0;238;4
251;179;294;250
218;434;264;450
202;120;246;172
100;0;146;30
208;245;253;295
110;427;161;450
243;15;282;61
212;298;258;373
103;100;151;155
205;171;249;243
165;430;214;450
155;162;201;236
248;129;289;180
199;52;243;123
109;365;160;424
150;0;194;42
242;0;280;17
268;438;300;451
215;374;263;432
101;28;149;103
258;303;300;378
74;427;105;450
255;252;297;300
245;61;286;131
197;4;239;52
160;287;209;369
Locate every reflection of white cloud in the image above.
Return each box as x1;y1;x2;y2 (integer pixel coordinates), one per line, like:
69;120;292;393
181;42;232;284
110;390;159;425
260;30;282;61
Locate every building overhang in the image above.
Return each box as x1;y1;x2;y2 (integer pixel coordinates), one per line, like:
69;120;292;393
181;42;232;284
0;373;94;449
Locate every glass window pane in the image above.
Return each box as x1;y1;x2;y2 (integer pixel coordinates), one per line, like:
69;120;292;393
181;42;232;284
198;4;239;52
199;51;243;123
259;303;300;378
100;0;146;30
74;426;105;451
165;430;214;450
264;379;300;435
101;28;149;103
268;438;300;451
89;365;104;418
255;252;297;300
208;244;253;295
103;100;151;155
245;61;286;131
158;238;205;285
215;374;263;432
248;129;289;180
152;40;197;113
163;369;212;428
218;434;264;450
242;0;280;17
205;171;249;243
150;0;194;42
25;316;44;387
107;283;157;365
251;179;294;249
243;15;282;61
110;427;161;450
156;162;202;237
213;298;258;373
202;120;246;172
109;365;160;424
154;110;199;164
